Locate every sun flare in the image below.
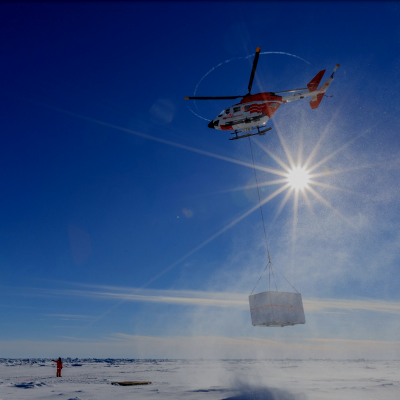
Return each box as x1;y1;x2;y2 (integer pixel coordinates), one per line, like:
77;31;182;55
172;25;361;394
286;166;310;191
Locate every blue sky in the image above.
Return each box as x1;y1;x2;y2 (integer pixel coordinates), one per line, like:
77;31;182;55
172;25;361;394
1;1;400;359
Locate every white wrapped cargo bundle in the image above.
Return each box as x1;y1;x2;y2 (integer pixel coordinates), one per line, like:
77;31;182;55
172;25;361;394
249;291;305;327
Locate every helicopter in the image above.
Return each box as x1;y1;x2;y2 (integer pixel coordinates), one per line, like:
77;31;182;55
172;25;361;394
185;47;339;140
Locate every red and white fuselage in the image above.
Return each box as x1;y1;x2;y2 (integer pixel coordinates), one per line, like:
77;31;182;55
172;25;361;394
208;64;339;132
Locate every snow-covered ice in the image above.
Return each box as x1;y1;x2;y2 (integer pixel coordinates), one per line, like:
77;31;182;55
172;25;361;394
0;358;399;400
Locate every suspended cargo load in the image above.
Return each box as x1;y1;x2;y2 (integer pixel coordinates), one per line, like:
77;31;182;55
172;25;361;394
246;134;306;327
249;291;305;327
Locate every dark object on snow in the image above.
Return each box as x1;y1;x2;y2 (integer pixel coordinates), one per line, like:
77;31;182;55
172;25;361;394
111;381;151;386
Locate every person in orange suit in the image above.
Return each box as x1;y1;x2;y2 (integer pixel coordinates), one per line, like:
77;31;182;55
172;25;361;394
52;357;63;377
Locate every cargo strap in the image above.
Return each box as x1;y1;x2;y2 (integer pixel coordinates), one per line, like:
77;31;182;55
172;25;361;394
248;137;299;295
248;137;271;263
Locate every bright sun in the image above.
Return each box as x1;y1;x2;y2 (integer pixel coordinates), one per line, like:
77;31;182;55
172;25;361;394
286;166;310;190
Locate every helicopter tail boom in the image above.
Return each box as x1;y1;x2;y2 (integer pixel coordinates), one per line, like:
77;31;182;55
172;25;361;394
309;93;324;110
307;70;326;92
309;64;340;109
317;64;340;93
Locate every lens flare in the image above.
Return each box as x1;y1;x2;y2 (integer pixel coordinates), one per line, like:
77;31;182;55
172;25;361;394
286;166;310;190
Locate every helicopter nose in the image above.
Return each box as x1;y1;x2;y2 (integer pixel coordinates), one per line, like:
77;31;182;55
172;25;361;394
208;120;215;129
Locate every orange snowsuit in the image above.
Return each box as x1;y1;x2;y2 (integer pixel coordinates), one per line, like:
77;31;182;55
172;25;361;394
52;359;63;377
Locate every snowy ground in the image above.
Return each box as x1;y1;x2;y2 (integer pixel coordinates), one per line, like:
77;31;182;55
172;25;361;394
0;358;398;400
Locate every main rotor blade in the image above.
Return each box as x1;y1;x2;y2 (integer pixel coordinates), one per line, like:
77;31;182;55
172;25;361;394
185;96;243;100
273;88;308;94
247;47;261;94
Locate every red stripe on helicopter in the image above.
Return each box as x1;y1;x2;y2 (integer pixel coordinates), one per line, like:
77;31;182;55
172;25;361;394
249;103;281;118
220;125;234;131
249;103;267;114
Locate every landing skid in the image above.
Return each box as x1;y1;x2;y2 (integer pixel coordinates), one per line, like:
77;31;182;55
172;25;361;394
229;126;272;141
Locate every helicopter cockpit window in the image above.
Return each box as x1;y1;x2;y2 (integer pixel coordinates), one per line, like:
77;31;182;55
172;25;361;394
225;108;230;114
233;106;241;113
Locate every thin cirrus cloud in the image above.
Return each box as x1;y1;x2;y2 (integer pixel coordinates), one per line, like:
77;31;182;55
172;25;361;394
43;314;97;320
41;284;400;315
